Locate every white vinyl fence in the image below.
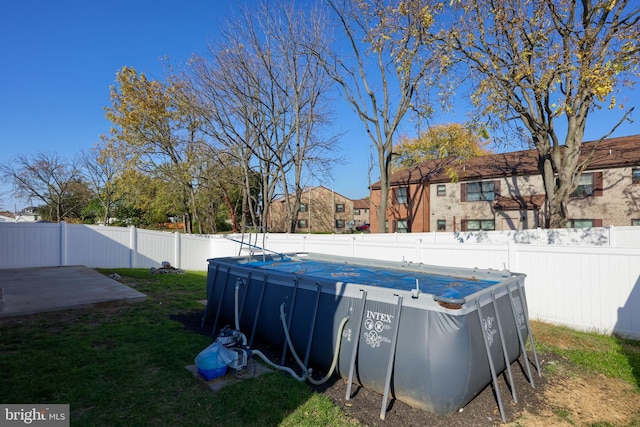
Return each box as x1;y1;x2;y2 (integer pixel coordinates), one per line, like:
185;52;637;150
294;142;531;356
1;222;639;339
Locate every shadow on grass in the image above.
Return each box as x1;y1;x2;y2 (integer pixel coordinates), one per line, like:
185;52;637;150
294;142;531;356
616;274;640;389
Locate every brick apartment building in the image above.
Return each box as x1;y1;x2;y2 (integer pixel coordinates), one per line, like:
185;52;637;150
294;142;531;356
369;134;640;233
268;186;370;233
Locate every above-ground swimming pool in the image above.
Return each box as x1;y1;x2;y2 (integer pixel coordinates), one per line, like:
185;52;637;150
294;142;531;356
201;252;539;420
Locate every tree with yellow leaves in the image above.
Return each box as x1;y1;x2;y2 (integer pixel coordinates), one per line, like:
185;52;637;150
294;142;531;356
392;123;491;175
445;0;639;228
105;66;207;233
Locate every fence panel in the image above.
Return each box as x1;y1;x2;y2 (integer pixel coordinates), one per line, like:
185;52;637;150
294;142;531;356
1;223;639;338
65;224;132;268
417;243;510;270
0;223;61;268
134;229;176;268
515;245;640;338
179;234;215;271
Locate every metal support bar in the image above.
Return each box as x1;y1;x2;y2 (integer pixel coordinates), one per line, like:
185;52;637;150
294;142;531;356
212;266;231;335
517;280;541;376
346;290;367;401
238;272;252;324
476;296;507;423
303;283;322;369
492;290;518;404
201;264;219;327
249;274;268;347
507;284;535;387
380;295;403;420
281;278;300;365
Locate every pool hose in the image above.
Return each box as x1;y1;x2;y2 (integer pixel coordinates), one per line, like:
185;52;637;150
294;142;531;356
279;302;350;385
232;276;348;384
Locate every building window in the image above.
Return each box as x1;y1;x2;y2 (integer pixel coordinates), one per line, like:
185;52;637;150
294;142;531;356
298;219;308;228
394;187;408;204
437;185;446;196
572;173;594;197
335;203;344;213
462;219;495;231
353;209;361;215
335;219;345;228
397;220;408;233
437;219;446;231
299;203;307;212
632;219;640;226
567;219;602;228
633;169;640;184
464;181;495;201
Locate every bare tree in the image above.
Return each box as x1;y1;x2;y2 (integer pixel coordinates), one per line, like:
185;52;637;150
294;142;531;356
313;0;444;232
188;1;338;232
446;0;639;228
188;45;277;230
79;138;121;225
0;152;84;222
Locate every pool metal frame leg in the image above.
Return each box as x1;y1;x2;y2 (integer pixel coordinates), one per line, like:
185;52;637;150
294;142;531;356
212;266;232;335
476;296;507;423
380;294;403;420
346;290;367;401
237;272;252;323
517;281;541;377
201;264;219;328
248;274;268;348
302;283;323;369
507;283;535;387
492;290;518;404
281;278;300;365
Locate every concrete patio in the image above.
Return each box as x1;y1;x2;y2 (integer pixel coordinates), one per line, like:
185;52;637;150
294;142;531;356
0;265;146;317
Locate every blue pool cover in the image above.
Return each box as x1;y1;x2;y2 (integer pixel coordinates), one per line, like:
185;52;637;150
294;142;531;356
245;259;498;300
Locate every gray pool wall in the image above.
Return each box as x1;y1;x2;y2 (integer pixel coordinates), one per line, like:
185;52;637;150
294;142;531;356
203;252;529;415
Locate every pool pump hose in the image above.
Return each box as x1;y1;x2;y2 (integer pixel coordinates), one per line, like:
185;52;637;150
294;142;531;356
279;303;350;386
232;277;349;384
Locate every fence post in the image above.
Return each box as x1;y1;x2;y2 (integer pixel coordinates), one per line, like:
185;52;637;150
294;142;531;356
174;232;181;268
609;225;615;247
416;238;422;263
507;239;516;271
60;221;67;266
129;226;137;268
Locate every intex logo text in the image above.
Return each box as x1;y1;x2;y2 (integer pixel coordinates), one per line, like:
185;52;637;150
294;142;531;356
366;310;393;323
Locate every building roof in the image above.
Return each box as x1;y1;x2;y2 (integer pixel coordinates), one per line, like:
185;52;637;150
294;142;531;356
352;198;370;209
493;194;546;211
273;185;354;203
372;134;640;189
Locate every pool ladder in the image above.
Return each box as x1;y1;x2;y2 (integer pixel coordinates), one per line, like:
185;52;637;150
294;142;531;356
238;225;267;262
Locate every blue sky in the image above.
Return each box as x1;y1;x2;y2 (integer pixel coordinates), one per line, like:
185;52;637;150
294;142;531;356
1;1;638;212
0;0;375;212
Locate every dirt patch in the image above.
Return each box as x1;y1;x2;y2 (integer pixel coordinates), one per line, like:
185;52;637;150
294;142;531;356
515;369;640;427
172;310;639;426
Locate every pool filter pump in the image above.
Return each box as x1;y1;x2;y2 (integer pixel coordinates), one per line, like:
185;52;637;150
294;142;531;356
215;325;249;373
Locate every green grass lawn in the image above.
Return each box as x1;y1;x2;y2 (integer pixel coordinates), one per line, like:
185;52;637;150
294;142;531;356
0;270;355;426
1;269;638;426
